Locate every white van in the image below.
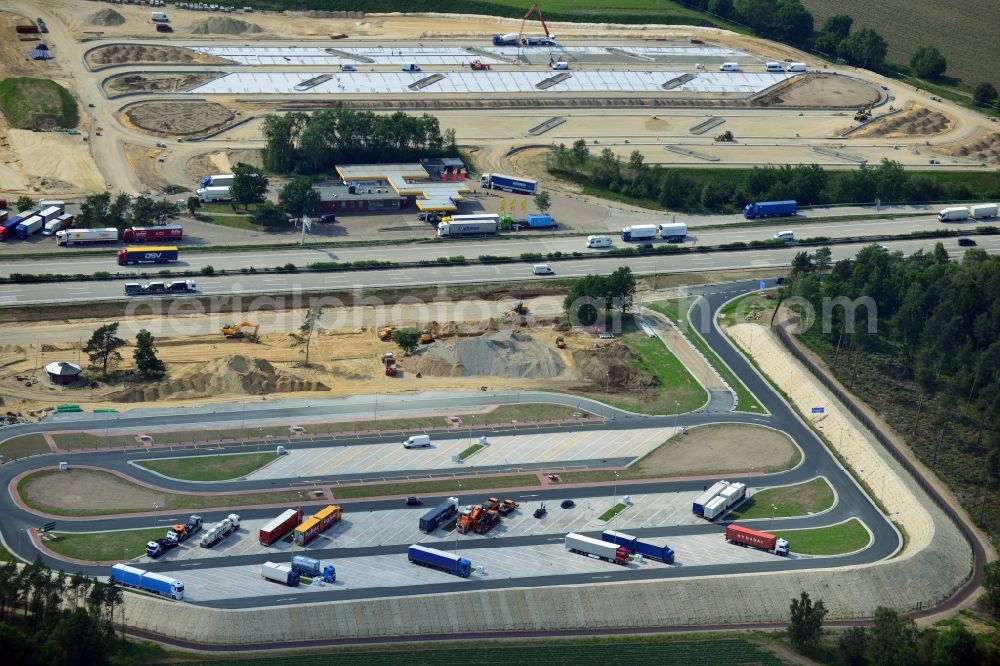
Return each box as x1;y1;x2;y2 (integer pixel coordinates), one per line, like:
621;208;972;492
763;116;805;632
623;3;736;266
773;230;795;241
787;62;807;72
533;263;554;275
586;235;612;248
403;434;431;449
719;62;740;72
401;63;421;72
550;61;569;70
765;62;784;72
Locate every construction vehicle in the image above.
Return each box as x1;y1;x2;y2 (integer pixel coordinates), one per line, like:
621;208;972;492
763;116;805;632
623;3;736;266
510;301;529;315
714;130;734;142
221;322;260;342
498;498;520;515
456;504;482;534
492;2;556;46
470;59;491;70
377;325;395;341
854;105;873;122
382;352;398;377
556;336;566;349
420;329;434;344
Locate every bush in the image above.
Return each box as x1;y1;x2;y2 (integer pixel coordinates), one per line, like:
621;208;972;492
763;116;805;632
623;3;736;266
520;252;543;261
200;265;215;276
479;255;514;263
283;263;297;272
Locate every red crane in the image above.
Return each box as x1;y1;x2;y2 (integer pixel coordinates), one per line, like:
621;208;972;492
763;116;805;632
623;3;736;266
519;3;555;45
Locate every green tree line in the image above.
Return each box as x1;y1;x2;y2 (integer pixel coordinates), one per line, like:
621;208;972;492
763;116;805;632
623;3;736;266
262;109;458;175
75;192;179;232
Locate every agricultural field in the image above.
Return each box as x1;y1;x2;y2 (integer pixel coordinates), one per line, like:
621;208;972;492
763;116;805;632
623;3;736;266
801;0;1000;92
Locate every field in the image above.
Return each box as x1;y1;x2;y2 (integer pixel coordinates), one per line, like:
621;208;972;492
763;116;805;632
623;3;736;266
45;527;166;562
0;78;79;130
800;0;1000;92
617;330;707;414
186;635;785;666
728;478;835;519
777;518;871;555
135;452;280;481
0;433;51;461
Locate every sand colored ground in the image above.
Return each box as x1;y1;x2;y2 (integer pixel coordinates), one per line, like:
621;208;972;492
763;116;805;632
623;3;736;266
629;423;798;477
5;129;105;194
724;321;933;554
124;101;234;137
20;469;169;515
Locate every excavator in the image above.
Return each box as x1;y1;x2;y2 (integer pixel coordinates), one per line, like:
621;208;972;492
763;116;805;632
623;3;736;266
469;59;491;71
714;130;734;142
854;105;873;122
475;508;501;533
510;301;529;315
494;498;520;515
377;325;395;341
556;336;566;349
220;322;260;343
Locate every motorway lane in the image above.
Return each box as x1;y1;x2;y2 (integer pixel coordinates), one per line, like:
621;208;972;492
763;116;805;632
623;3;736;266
3;237;996;306
0;214;979;277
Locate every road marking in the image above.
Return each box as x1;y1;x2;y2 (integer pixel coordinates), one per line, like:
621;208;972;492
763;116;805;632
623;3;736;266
179;563;202;567
591;575;612;579
275;597;296;602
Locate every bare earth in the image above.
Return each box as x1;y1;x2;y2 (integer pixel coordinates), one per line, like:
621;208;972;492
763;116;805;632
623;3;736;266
125;101;235;137
21;469;168;515
631;423;798;476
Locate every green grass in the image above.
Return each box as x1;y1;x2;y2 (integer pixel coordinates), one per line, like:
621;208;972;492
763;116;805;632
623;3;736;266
457;443;485;461
196;213;258;231
44;527;167;562
0;78;80;130
0;433;51;461
728;478;835;520
617;329;707;414
598;502;628;522
185;634;783;665
777;518;871;556
0;543;15;562
135;452;280;481
646;299;765;413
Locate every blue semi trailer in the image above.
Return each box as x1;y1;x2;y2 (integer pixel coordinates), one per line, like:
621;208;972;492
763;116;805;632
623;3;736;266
110;563;184;600
407;544;472;577
602;530;675;564
418;497;459;532
743;200;797;219
479;173;538;195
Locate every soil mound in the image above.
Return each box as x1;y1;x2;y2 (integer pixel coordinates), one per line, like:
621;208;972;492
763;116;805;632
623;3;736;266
572;343;659;392
191;17;264;35
939;131;1000;165
89;9;126;26
403;331;566;378
858;106;951;137
109;355;328;402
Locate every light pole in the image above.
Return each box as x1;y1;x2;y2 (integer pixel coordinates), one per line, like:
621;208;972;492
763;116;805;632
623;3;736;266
123;546;128;562
771;504;778;531
674;400;679;432
374;392;379;428
612;471;619;524
455;482;462;555
604;372;610;404
152;503;158;528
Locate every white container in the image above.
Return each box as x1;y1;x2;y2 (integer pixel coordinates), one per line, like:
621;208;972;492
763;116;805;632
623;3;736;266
969;203;997;219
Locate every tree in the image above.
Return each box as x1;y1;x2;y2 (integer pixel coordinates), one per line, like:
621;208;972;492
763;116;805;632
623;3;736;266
837;626;869;666
606;266;637;314
930;623;983;666
251;201;289;231
279;177;320;218
186;196;201;217
865;606;919;666
821;14;853;40
535;191;552;214
133;329;165;379
229;162;268;210
628;150;645;185
14;196;34;212
83;323;126;376
787;591;827;649
814;247;833;275
290;307;322;367
984;560;1000;610
773;0;813;44
393;327;421;356
43;608;109;666
129;195;179;227
570;138;590;167
910;45;947;78
707;0;734;17
838;29;889;70
973;82;998;107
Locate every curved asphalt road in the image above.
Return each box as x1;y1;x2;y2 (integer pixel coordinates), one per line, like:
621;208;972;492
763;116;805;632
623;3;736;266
0;278;899;607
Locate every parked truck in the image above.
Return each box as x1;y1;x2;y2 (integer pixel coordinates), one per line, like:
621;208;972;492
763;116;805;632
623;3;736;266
122;224;184;243
56;228;118;246
144;538;178;559
970;203;998;219
199;174;234;188
621;224;658;242
725;524;789;556
259;508;303;546
110;563;184;600
436;220;499;236
167;515;202;543
42;214;74;236
407;544;472;577
479;173;538;195
38;200;64;213
199;513;241;548
38;206;62;224
525;213;554;228
292;505;342;546
938;206;970;222
117;246;179;265
419;497;459;532
702;482;746;520
692;481;729;517
743;200;797;219
0;216;24;241
15;215;44;239
657;222;688;242
565;532;629;566
197;186;232;203
601;529;675;564
260;561;300;587
290;555;336;582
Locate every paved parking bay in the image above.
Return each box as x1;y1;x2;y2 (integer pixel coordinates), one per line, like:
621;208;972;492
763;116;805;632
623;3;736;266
244;427;674;480
189;46;508;66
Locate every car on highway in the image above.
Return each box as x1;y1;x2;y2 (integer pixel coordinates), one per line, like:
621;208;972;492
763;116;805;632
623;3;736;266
958;237;977;247
340;64;357;72
405;496;422;506
560;499;575;509
637;241;654;250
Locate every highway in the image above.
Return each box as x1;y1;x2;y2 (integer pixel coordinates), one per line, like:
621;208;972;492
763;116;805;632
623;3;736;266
0;213;983;278
0;279;902;608
3;236;995;306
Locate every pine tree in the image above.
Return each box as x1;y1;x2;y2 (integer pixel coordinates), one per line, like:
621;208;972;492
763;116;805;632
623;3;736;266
133;329;165;378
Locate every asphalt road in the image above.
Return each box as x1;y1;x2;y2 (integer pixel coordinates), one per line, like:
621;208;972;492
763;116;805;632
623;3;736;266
0;279;899;608
3;237;994;306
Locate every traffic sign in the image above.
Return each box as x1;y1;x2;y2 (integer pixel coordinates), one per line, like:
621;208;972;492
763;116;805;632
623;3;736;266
759;279;766;290
811;407;825;414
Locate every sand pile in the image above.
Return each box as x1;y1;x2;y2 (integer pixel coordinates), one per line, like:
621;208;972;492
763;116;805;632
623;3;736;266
572;343;659;392
941;131;1000;164
110;355;328;402
403;331;566;378
89;8;126;26
859;105;951;137
191;17;264;35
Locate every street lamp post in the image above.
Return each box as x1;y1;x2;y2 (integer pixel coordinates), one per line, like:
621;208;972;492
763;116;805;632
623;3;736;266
152;503;158;528
612;471;619;525
674;400;680;432
771;504;778;531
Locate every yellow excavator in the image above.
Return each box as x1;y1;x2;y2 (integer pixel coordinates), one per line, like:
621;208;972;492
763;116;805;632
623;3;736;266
510;301;529;315
377;325;395;341
221;322;260;343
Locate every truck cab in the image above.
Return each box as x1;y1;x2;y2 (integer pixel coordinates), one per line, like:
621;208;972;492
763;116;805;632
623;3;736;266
775;538;790;556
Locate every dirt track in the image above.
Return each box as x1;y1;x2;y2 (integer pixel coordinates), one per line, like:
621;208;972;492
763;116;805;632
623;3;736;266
125;101;234;136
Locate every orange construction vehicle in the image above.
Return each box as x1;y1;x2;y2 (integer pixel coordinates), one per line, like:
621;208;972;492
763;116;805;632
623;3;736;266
456;505;483;534
498;498;520;515
475;509;501;533
470;59;491;71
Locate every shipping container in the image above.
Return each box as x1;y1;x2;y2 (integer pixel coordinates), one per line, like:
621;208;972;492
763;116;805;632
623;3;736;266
692;481;729;517
15;215;44;239
525;213;554;228
437;216;499;236
197;186;232;203
602;529;637;552
38;206;62;224
565;532;629;565
704;482;746;520
259;508;303;546
744;200;797;219
110;563;184;600
969;203;998;219
260;561;300;586
292;505;342;546
419;497;459;532
602;530;675;564
407;544;472;577
0;216;24;241
117;246;179;265
38;200;64;213
725;523;789;555
621;224;658;241
122;224;183;242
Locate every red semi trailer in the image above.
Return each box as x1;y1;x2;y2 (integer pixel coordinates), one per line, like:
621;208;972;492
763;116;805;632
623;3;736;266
122;224;183;243
725;524;790;556
259;508;303;546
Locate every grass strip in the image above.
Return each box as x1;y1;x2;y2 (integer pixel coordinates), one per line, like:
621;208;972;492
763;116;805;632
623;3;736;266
598;502;628;522
0;433;52;461
457;444;485;461
776;518;871;556
728;478;834;520
45;528;166;562
134;452;280;481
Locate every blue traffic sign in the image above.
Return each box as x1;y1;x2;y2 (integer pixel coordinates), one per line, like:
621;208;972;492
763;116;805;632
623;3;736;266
759;280;766;290
811;407;825;414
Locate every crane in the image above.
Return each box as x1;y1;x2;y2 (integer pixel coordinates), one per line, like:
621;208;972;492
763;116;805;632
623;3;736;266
519;3;556;46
